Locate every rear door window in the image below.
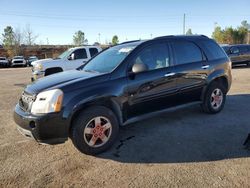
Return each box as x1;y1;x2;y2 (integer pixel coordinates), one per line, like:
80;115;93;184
172;41;203;65
230;46;240;54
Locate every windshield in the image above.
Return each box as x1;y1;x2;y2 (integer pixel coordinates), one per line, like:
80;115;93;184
222;46;230;54
82;44;137;73
0;57;6;60
14;56;23;59
57;49;74;59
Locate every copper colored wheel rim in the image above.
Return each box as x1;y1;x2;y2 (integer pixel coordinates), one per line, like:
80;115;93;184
210;88;223;110
83;116;112;148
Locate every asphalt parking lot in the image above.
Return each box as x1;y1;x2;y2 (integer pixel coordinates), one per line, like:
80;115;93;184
0;67;250;187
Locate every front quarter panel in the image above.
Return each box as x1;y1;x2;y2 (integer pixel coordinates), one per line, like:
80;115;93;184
61;76;127;130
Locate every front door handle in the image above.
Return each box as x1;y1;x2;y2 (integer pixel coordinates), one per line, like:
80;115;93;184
202;65;210;69
165;72;176;77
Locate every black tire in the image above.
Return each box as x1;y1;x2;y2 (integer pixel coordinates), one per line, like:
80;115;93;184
201;82;226;114
71;106;119;155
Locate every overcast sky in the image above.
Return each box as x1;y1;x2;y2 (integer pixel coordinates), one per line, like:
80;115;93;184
0;0;249;45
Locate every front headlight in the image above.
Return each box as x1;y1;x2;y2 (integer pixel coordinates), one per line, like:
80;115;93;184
34;63;43;71
31;89;63;114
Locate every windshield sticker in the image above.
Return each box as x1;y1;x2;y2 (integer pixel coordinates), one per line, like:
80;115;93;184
118;47;134;53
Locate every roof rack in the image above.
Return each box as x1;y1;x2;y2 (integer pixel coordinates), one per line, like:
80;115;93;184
153;35;208;40
119;40;142;45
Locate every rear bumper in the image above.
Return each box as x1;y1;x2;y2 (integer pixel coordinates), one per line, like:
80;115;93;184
13;104;68;144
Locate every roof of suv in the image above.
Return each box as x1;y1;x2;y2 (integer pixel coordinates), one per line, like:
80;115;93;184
154;35;209;40
118;35;210;47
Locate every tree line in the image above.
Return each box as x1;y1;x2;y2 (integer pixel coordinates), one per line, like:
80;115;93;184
212;20;250;44
1;25;38;57
1;25;120;57
2;20;249;57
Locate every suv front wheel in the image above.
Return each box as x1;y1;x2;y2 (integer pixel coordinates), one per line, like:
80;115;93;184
71;106;119;155
201;82;226;114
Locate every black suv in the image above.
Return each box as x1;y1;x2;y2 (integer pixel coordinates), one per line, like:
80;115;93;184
222;44;250;66
14;35;232;155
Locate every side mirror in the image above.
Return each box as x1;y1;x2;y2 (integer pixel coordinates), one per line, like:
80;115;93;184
132;63;148;73
68;53;75;60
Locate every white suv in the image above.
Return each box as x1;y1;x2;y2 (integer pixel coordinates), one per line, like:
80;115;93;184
31;46;102;81
0;57;9;67
11;56;27;67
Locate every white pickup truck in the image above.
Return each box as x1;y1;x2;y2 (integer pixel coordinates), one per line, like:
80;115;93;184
31;46;102;81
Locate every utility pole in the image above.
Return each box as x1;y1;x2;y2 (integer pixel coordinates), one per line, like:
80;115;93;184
183;13;186;35
98;33;101;44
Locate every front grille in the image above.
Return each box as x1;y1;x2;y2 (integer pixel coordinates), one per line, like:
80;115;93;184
14;60;23;64
19;91;36;112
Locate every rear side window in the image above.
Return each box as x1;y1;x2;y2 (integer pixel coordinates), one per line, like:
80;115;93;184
89;48;99;57
172;41;203;65
238;46;248;53
73;49;87;59
247;45;250;51
200;40;227;60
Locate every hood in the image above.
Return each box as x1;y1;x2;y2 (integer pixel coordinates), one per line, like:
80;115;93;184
31;58;53;66
12;58;24;61
25;70;102;94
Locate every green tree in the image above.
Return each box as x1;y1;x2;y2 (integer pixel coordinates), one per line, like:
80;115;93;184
2;26;15;56
73;30;86;46
236;26;247;44
241;20;250;30
212;24;247;44
112;35;119;45
223;27;234;44
212;26;224;43
241;20;250;44
186;28;193;35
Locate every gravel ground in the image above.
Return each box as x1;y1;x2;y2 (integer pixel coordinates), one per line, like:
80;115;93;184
0;66;249;188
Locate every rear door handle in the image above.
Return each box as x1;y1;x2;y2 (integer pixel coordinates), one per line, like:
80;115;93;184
164;72;175;77
202;65;210;69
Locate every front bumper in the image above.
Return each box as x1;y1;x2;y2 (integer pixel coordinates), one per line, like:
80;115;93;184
0;62;9;66
14;104;68;144
12;62;26;66
31;70;45;82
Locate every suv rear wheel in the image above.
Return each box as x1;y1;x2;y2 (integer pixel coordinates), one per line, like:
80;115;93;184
201;82;226;114
71;106;119;155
